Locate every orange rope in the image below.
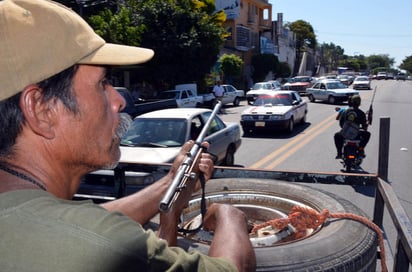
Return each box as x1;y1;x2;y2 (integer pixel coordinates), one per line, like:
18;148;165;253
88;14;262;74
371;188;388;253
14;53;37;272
251;206;387;272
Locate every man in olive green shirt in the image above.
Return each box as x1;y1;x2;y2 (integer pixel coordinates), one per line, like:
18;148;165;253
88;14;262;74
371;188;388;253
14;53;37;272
0;0;255;271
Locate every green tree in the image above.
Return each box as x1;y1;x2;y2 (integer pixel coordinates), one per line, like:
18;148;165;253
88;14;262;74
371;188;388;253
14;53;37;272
352;55;368;71
286;20;317;75
219;54;243;85
278;62;291;78
338;58;361;72
367;54;395;72
251;54;280;82
287;20;317;50
87;6;142;46
128;0;226;90
399;56;412;73
319;42;344;73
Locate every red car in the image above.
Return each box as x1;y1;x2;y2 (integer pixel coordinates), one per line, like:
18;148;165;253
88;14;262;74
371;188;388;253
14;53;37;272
282;76;314;95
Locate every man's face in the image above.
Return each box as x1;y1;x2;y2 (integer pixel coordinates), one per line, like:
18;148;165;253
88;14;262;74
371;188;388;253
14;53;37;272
57;65;127;171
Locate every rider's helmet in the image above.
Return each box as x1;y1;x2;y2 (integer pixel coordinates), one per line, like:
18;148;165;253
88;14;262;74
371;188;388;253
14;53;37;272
350;95;361;107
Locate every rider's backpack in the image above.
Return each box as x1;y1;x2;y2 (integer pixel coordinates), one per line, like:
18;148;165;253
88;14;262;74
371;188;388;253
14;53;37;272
340;108;359;140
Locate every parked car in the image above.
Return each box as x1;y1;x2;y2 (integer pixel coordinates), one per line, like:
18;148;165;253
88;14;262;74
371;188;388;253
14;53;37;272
116;87;139;117
376;72;387;80
116;87;177;118
267;80;282;90
246;82;276;104
120;108;241;166
306;80;359;104
352;76;372;90
396;73;406;81
221;84;245;106
240;91;308;134
386;73;395;80
159;89;204;108
282;76;315;95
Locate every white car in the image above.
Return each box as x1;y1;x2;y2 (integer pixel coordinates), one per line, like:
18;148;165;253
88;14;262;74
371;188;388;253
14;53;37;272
246;82;276;104
240;91;308;134
306;80;359;104
352;76;371;90
83;108;242;188
221;84;245;106
120;108;241;166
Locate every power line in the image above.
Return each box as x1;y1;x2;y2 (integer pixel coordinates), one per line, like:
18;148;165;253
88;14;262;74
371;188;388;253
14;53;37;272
318;31;412;38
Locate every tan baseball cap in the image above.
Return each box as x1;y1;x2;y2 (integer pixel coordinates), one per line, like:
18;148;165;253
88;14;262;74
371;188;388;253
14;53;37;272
0;0;154;101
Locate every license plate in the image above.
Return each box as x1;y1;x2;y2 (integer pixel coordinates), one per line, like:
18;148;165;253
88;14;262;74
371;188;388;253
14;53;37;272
255;121;265;127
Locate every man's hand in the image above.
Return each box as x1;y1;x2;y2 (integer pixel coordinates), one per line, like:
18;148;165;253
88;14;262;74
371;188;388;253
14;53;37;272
203;203;257;272
158;140;214;245
169;140;214;190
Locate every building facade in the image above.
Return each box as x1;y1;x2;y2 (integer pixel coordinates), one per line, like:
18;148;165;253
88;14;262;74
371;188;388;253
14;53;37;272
217;0;273;88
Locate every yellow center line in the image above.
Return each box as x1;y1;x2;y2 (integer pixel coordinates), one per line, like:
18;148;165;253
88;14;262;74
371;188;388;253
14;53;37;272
250;112;338;169
265;116;337;169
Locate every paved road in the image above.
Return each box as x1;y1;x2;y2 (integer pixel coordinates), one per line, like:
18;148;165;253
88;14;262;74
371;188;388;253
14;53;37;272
218;80;412;266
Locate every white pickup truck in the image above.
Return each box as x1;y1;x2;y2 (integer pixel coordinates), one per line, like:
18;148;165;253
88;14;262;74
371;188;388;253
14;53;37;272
159;84;215;108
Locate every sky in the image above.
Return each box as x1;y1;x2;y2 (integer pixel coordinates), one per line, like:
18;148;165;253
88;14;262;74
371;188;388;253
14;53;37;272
269;0;412;67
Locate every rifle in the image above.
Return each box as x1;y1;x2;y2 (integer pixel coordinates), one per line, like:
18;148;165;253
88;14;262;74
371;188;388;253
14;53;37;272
367;86;377;125
159;101;222;217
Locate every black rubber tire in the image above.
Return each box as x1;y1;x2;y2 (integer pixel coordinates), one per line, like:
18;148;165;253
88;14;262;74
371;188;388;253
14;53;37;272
300;112;307;124
308;94;315;102
344;159;354;172
222;145;235;166
328;95;336;104
178;179;378;271
286;117;294;133
233;97;240;106
241;126;251;136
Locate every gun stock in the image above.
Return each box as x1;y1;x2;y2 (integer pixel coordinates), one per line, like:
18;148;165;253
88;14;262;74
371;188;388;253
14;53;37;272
367;86;377;125
159;102;222;212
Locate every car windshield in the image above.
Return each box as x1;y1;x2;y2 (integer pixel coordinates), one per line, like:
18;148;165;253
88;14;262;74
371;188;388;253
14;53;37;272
326;81;347;89
251;83;271;90
121;118;187;147
355;77;369;81
289;77;311;83
254;94;292;106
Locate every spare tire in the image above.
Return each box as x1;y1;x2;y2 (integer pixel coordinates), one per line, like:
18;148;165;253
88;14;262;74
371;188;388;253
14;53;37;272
176;178;378;271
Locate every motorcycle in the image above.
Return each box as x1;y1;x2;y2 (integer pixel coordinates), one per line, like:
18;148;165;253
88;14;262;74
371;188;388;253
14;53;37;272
341;138;363;172
335;107;364;172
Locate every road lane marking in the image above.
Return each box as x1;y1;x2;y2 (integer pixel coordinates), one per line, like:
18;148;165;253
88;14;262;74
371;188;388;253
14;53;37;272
264;117;337;169
250;113;338;169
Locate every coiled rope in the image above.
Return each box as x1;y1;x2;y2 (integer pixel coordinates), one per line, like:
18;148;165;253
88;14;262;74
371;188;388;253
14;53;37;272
251;206;387;272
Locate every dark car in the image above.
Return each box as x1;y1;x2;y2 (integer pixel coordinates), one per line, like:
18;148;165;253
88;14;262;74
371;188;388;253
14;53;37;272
115;87;139;117
115;87;177;118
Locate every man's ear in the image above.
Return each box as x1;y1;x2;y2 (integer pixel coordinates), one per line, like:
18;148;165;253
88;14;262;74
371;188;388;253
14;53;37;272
20;85;57;139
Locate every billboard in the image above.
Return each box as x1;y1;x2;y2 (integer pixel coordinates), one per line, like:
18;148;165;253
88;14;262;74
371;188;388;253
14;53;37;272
215;0;240;20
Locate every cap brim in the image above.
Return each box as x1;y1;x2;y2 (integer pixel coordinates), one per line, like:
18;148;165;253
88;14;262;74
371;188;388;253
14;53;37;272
78;43;154;66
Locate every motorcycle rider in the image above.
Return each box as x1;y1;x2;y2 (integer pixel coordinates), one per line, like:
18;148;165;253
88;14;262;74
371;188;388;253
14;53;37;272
334;95;371;159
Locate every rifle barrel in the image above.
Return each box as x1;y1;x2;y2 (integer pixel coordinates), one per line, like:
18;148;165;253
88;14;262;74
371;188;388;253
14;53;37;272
159;102;222;212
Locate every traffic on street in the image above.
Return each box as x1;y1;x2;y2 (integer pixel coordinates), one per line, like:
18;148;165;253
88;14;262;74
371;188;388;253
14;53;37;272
217;79;412;266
